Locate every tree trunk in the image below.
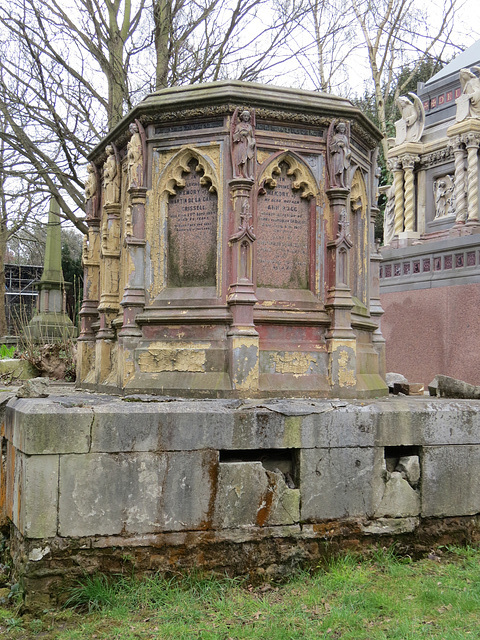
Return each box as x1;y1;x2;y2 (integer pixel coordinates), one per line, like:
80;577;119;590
154;0;172;89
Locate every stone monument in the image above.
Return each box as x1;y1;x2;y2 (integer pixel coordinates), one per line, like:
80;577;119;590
26;197;76;340
380;38;480;385
78;81;386;398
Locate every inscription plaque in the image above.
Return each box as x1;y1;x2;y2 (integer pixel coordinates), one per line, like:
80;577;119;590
167;159;217;287
257;163;310;289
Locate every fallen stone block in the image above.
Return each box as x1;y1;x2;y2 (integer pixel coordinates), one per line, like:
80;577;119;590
385;372;408;392
393;382;424;396
396;455;420;488
374;471;420;518
16;377;49;398
432;375;480;399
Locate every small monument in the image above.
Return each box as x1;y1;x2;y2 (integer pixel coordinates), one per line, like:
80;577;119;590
78;81;386;397
26;197;75;340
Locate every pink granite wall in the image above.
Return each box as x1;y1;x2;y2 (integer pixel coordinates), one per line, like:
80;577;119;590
381;282;480;386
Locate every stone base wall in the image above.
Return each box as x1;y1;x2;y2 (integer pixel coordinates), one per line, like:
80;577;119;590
3;394;480;605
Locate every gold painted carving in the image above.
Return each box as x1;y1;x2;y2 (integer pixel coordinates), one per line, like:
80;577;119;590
259;152;317;199
350;168;367;218
138;341;210;373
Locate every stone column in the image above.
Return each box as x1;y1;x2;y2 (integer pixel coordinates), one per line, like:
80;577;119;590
466;133;480;224
97;203;121;338
392;159;404;236
325;188;356;394
402;154;419;232
119;186;147;337
78;219;101;383
227;178;259;392
449;135;467;223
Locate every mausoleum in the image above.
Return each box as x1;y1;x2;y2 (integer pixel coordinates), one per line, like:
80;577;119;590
78;81;387;398
380;40;480;385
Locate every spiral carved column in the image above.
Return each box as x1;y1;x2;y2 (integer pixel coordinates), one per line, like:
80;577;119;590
466;133;480;223
402;154;419;232
450;136;467;223
392;159;404;236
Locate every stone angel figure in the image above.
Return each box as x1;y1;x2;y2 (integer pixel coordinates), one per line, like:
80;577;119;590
84;162;100;220
456;68;480;122
326;120;351;189
127;120;146;188
103;143;121;205
394;93;425;145
230;108;256;179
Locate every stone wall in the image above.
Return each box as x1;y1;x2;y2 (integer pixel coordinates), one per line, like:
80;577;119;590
2;393;480;605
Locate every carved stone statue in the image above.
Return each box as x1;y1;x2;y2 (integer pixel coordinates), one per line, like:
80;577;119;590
231;109;256;179
456;68;480;122
327;121;351;189
394;93;425;145
85;162;98;219
127;122;144;188
380;184;395;246
103;144;120;205
433;175;455;218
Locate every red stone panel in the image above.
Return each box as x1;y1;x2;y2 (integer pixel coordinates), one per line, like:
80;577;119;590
257;163;310;289
167;159;217;287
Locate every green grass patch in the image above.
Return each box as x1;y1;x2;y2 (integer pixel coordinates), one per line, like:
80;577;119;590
1;546;480;639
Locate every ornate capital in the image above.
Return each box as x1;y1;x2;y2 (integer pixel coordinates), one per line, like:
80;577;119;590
465;132;480;148
401;154;420;171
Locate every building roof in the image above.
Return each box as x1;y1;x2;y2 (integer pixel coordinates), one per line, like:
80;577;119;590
426;39;480;85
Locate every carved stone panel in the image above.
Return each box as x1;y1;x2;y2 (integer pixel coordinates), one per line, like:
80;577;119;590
257;162;310;289
167;159;217;287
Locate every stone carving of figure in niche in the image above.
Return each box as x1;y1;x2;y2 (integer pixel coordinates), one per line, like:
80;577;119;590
394;93;425;145
231;108;256;179
381;184;395;246
433;175;455;219
328;121;351;189
85;162;98;219
457;68;480;122
127;122;144;188
103;144;120;205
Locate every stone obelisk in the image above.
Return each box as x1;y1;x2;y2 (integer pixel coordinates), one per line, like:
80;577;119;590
26;197;76;339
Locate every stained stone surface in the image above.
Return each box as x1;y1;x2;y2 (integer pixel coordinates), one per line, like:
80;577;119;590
167;159;217;287
257;164;310;289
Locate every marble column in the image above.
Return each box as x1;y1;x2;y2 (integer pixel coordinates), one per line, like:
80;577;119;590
392;159;404;236
465;133;480;224
402;154;419;232
449;135;467;223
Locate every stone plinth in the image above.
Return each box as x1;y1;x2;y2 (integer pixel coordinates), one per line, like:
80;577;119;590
78;81;387;398
3;394;480;605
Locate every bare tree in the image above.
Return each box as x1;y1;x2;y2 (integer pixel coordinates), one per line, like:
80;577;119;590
289;0;360;94
350;0;458;158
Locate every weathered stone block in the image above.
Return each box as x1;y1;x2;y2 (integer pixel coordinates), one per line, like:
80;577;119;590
422;445;480;516
374;472;420;517
213;461;299;528
397;455;420;486
8;399;92;454
13;453;58;538
58;450;218;537
300;447;379;520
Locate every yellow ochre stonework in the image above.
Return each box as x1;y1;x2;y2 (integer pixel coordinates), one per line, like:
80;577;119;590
138;342;210;373
272;352;316;376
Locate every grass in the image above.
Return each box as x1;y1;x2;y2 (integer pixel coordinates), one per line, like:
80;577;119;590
1;546;480;639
